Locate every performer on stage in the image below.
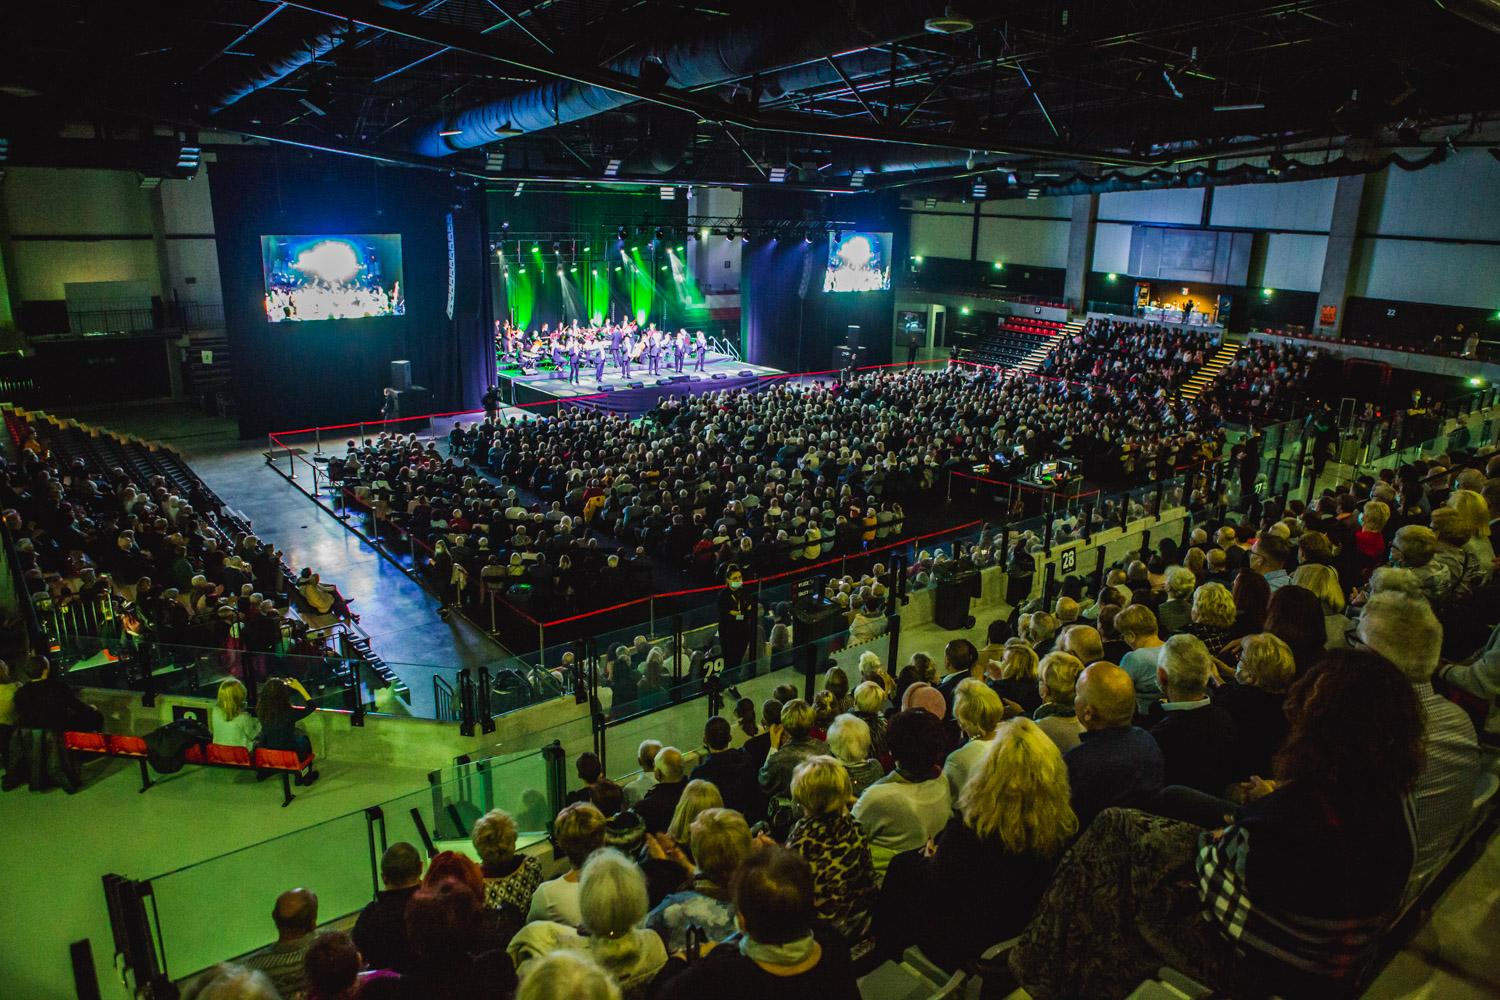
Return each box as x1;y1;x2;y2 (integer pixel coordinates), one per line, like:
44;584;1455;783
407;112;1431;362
694;330;708;372
620;332;635;379
567;336;583;385
609;323;623;369
673;329;688;373
646;327;661;376
592;342;606;383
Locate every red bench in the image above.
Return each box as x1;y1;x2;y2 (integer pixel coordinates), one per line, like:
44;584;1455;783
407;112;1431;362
63;732;316;807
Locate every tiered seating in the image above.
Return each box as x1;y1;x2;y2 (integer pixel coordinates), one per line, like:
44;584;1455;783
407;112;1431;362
962;316;1067;369
63;730;316;806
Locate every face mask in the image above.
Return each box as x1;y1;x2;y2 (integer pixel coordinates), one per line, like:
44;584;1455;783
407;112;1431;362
729;580;742;590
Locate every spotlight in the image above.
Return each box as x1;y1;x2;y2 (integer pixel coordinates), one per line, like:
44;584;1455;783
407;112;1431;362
655;227;664;240
500;221;510;232
553;241;561;252
803;233;813;244
1106;272;1118;282
699;227;709;239
557;268;564;276
532;243;540;252
676;245;685;252
1262;287;1274;297
960;306;972;315
992;261;1003;270
912;255;924;264
740;233;749;243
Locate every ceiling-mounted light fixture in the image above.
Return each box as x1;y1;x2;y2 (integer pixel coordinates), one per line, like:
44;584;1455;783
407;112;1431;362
971;177;988;199
850;169;865;188
604;158;622;177
768;166;787;183
485;151;505;172
659;186;675;201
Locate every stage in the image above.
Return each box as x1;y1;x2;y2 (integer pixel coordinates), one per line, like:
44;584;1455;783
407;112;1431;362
495;352;786;415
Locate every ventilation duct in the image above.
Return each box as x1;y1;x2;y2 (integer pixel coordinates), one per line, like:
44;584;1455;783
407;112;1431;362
411;5;926;157
200;1;420;116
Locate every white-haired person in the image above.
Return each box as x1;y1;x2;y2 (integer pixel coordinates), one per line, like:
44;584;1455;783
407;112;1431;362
517;950;621;1000
645;807;753;953
1147;634;1238;795
874;718;1077;971
510;848;668;999
785;756;879;944
1181;581;1236;654
1387;524;1454;603
827;714;884;795
1289;563;1350;650
941;679;1004;803
1431;505;1490;601
856;650;893;700
1356;591;1480;896
1211;632;1295;781
1156;566;1197;636
1033;651;1086;752
472;808;544;913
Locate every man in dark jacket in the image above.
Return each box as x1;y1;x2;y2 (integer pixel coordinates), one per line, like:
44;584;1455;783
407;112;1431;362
693;716;762;820
1148;634;1238;794
636;746;689;834
14;658;103;732
1064;662;1164;827
352;843;424;971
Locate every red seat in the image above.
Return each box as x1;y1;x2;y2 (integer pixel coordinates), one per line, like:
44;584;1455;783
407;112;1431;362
181;743;207;765
109;735;149;757
207;744;253;767
254;748;313;771
64;731;108;753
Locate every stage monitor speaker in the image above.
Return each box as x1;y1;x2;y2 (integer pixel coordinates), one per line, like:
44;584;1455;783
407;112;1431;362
846;324;861;349
628;381;645;389
655;378;673;386
738;370;753;377
669;375;691;383
711;373;728;380
390;360;413;392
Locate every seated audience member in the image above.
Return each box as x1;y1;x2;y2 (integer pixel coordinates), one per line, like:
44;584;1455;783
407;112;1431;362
254;676;319;785
666;778;724;844
621;740;661;807
567;751;604;804
472;808;543;913
852;708;952;875
423;851;519;953
1010;649;1425;999
1388;524;1454;603
186;965;280;1000
515;949;620;1000
785;756;879;942
1023;613;1061;657
826;714;884;795
986;638;1044;714
645;807;753;953
302;931;364;1000
352;843;423;972
528;802;606;926
242;888;319;997
935;638;981;707
1357;592;1480;894
510;848;668;999
210;676;260;749
1064;662;1164;827
1182;582;1236;653
636;746;688;834
1114;604;1165;716
1157;566;1196;635
1291;563;1351;649
849;682;891;765
13;656;104;732
1212;633;1295;782
1445;488;1495;577
1432;505;1490;600
741;699;779;762
404;876;518;999
1258;584;1329;677
592;779;646;856
1097;606;1131;663
1354;500;1390;574
1033;652;1086;752
654;845;861;1000
758;699;830;802
879;718;1077;971
693;716;760;817
1250;533;1292;590
1148;634;1238;794
977;618;1011;674
942;679;1004;803
1055;624;1105;669
1229;568;1270;639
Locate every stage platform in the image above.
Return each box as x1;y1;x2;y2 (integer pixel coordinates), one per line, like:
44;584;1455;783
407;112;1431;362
497;353;786;415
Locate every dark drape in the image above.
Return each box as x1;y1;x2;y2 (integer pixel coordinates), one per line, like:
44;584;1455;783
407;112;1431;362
209;148;488;438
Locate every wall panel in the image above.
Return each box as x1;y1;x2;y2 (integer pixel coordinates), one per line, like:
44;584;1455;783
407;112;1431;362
3;169;154;234
11;240;161;301
161;176;216;234
165;239;223;303
1352;238;1500;309
908;212;973;260
1259;233;1327;292
1098;188;1204;225
1091;222;1132;274
1209;178;1336;232
976;217;1069;269
1365;148;1500;241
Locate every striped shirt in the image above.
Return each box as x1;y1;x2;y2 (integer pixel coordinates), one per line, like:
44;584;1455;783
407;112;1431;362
1408;682;1480;893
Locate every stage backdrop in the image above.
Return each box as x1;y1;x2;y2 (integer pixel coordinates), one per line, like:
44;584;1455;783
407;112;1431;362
210;149;490;438
741;189;898;372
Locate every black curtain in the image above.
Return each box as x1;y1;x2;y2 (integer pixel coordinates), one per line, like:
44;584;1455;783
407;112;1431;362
209;148;488;438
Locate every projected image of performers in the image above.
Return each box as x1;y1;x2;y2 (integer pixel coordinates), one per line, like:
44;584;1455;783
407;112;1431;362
260;234;406;322
822;231;892;293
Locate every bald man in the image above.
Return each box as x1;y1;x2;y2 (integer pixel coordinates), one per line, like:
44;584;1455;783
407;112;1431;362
242;888;319;996
1064;663;1164;827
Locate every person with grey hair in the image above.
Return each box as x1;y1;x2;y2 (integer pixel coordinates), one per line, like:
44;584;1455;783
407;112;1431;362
510;848;668;998
622;740;661;808
241;888;319;997
636;746;688;834
517;951;622;1000
1388;524;1454;603
1156;566;1197;636
758;698;830;801
827;714;884;795
1357;591;1480;895
1148;634;1239;794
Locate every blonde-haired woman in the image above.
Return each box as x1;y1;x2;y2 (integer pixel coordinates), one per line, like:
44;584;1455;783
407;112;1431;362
988;639;1042;714
1432;504;1492;599
210;677;260;749
664;779;723;844
1033;651;1086;753
473;807;544;913
785;755;879;942
874;718;1077;971
1290;563;1350;649
1183;582;1236;654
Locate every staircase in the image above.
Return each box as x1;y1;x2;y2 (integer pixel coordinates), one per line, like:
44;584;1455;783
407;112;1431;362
1017;318;1083;375
1179;338;1243;400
